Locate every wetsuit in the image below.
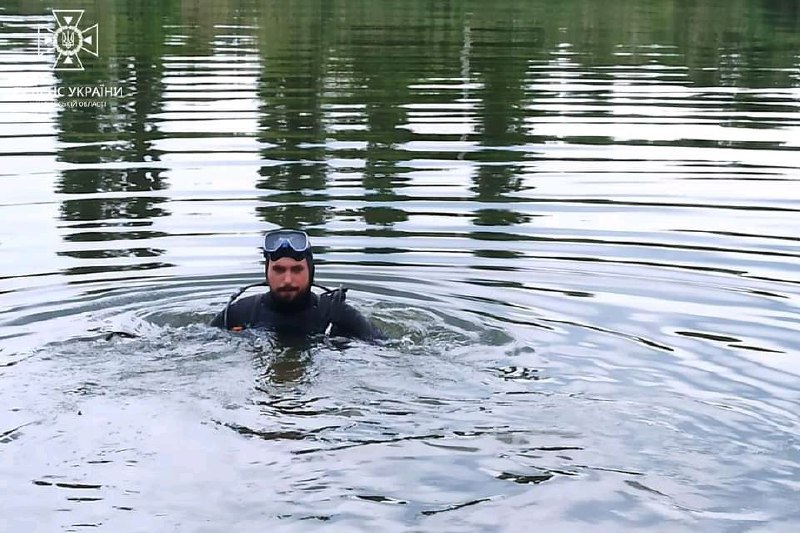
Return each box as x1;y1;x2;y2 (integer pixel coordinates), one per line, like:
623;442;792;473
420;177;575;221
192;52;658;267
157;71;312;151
210;289;382;341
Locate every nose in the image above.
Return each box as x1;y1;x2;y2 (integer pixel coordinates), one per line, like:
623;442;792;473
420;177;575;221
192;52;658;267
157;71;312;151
280;270;295;286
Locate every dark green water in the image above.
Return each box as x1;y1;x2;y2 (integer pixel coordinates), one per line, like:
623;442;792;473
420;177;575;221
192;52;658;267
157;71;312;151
1;0;799;530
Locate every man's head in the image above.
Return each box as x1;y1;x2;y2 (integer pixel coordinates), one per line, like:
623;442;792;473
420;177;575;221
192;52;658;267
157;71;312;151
263;229;314;303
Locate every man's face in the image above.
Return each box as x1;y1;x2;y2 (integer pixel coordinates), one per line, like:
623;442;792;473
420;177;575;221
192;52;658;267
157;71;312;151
267;256;310;302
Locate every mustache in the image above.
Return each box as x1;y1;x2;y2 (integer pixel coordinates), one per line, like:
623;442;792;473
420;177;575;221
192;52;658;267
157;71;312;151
276;285;299;292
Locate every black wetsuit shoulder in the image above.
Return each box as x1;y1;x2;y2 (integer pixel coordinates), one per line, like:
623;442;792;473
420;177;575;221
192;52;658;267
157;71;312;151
209;292;266;330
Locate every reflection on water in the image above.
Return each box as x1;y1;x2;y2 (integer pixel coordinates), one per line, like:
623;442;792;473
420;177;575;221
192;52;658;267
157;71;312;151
1;0;799;530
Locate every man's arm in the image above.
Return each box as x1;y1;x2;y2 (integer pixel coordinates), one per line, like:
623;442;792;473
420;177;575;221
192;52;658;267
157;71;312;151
210;309;226;328
332;303;384;341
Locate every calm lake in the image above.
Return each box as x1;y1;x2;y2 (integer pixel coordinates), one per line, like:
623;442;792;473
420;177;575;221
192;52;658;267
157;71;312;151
1;0;799;531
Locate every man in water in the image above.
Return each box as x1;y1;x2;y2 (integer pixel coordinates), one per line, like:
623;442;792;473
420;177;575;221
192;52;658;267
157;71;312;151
211;228;382;341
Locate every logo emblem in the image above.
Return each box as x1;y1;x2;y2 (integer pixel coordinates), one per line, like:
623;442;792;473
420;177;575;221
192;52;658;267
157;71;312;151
45;10;99;71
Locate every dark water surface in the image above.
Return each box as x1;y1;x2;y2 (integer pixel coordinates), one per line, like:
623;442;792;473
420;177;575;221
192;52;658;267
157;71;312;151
1;0;799;531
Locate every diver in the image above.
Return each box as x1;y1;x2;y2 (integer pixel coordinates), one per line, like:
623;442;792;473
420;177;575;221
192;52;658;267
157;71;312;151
210;228;383;341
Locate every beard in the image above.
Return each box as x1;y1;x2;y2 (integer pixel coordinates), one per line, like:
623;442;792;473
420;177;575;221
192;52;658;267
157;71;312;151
274;286;301;302
269;284;311;312
271;281;313;306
